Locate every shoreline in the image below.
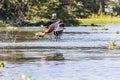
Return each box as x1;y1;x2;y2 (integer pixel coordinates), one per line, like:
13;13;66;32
0;18;120;27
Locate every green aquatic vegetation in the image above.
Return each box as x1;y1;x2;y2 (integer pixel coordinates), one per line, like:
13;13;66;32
89;27;109;31
0;62;5;68
34;31;44;35
109;41;117;49
6;25;17;31
20;74;31;80
116;31;120;34
99;28;108;30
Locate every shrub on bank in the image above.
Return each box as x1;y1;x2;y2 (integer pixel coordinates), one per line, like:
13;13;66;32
0;21;7;27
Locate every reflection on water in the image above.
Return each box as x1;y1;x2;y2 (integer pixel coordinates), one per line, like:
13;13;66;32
1;25;120;80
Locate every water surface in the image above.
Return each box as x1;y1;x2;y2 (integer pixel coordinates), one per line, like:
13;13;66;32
1;24;120;80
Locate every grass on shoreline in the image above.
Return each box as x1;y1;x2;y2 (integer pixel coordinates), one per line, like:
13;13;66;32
0;18;120;27
77;18;120;25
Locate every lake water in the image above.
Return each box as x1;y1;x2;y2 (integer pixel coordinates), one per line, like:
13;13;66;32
1;24;120;80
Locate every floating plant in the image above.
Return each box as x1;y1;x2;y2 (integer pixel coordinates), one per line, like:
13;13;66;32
116;31;120;34
20;74;31;80
6;26;17;31
99;27;108;30
0;62;5;68
89;27;108;31
34;25;44;36
109;41;117;49
34;31;44;35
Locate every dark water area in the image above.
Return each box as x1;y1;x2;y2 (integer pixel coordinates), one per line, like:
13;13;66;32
1;24;120;80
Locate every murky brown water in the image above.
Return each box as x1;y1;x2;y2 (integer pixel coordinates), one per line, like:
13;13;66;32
1;25;120;80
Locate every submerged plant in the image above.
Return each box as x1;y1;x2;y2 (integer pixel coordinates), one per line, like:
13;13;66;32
109;41;117;49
